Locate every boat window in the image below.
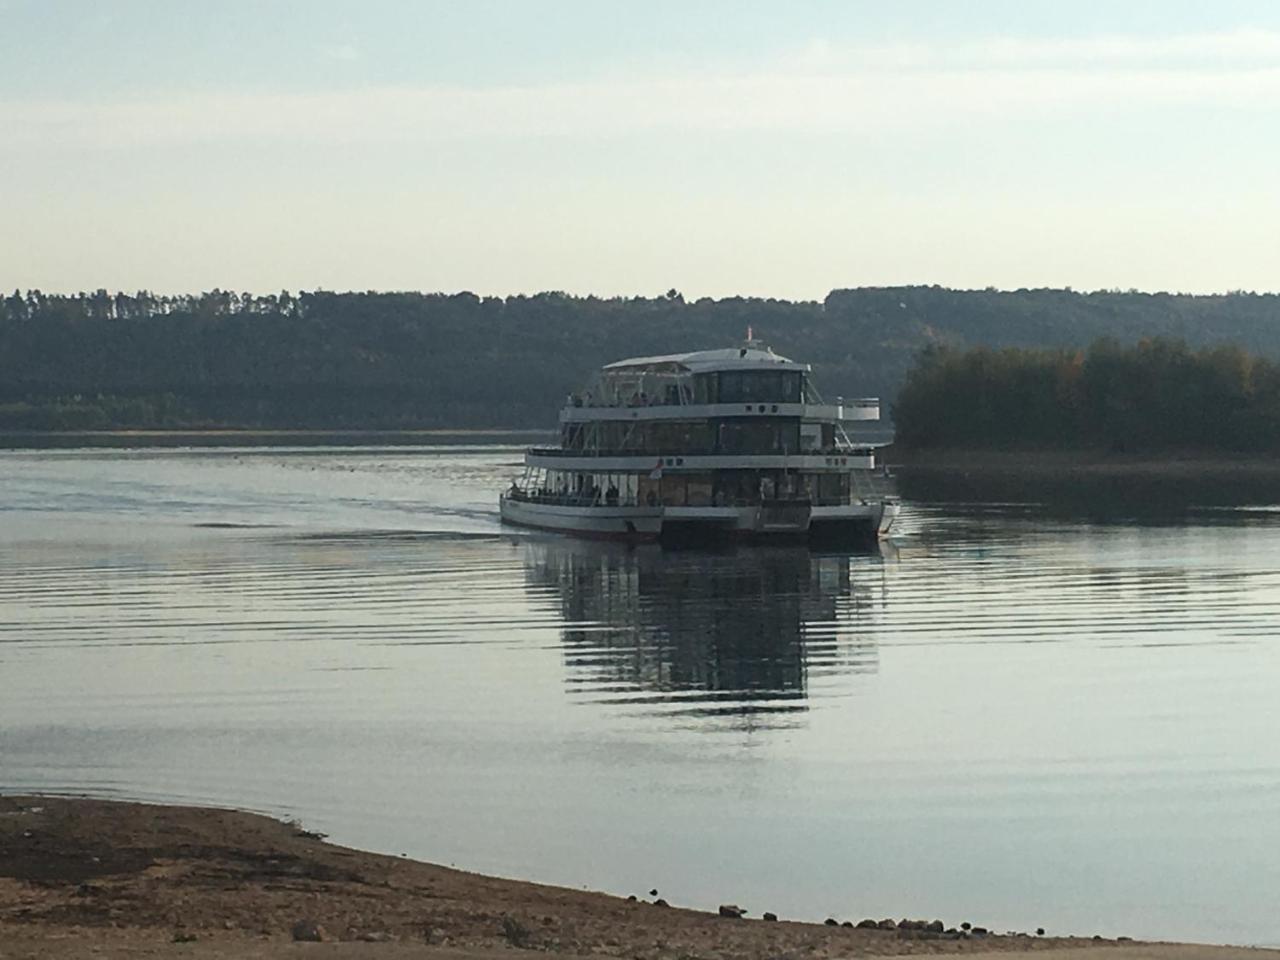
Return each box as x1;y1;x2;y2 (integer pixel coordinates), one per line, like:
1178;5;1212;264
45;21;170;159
656;475;686;507
644;420;713;453
692;373;716;404
638;475;660;507
684;473;715;506
717;370;802;403
817;473;851;504
716;419;800;454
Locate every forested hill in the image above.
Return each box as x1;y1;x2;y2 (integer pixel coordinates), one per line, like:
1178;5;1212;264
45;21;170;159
3;286;1280;430
895;339;1280;453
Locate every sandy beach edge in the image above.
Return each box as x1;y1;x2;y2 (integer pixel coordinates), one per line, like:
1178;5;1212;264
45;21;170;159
1;795;1273;960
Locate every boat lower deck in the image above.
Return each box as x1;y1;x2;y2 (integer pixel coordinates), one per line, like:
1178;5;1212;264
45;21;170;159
499;495;896;543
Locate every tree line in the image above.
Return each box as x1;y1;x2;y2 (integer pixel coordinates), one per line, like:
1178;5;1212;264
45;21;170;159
3;286;1280;431
894;338;1280;452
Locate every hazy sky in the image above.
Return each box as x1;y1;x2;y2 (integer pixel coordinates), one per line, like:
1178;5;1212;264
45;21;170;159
4;0;1280;299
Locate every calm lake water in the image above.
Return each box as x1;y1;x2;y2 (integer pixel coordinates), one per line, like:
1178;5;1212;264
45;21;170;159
3;447;1280;945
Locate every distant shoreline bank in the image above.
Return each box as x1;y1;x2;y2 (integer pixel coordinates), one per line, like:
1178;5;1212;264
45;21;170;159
7;434;1280;487
0;429;553;450
888;446;1280;479
6;432;1269;470
886;446;1280;509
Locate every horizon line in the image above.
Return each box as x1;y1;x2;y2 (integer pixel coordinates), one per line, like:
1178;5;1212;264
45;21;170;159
8;284;1280;302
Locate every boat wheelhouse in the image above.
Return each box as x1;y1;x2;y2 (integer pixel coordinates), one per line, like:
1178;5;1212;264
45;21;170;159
499;339;898;542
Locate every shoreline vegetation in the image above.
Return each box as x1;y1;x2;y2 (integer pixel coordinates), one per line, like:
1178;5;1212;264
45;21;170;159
1;796;1270;959
894;340;1280;454
7;287;1280;433
0;429;554;450
885;339;1280;505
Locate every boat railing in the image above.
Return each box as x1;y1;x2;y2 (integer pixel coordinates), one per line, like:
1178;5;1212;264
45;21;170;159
567;392;687;409
528;446;877;459
506;488;639;508
566;395;862;410
505;489;878;508
531;446;710;458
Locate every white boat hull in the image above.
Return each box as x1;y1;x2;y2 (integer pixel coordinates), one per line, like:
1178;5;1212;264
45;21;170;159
500;495;897;542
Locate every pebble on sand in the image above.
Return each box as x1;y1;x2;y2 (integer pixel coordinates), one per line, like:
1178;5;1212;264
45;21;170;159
290;919;326;942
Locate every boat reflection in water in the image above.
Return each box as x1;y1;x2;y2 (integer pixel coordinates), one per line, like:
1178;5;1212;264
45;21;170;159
521;540;887;728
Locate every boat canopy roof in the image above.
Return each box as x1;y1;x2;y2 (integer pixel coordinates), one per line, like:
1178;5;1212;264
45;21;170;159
601;347;809;375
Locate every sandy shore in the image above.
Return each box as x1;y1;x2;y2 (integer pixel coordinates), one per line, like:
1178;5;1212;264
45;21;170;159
0;796;1272;960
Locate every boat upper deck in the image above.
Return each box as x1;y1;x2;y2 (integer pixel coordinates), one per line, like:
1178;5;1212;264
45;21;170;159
565;344;879;423
602;346;809;374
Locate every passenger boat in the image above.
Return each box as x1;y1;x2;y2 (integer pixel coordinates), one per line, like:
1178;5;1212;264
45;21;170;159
499;336;898;543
